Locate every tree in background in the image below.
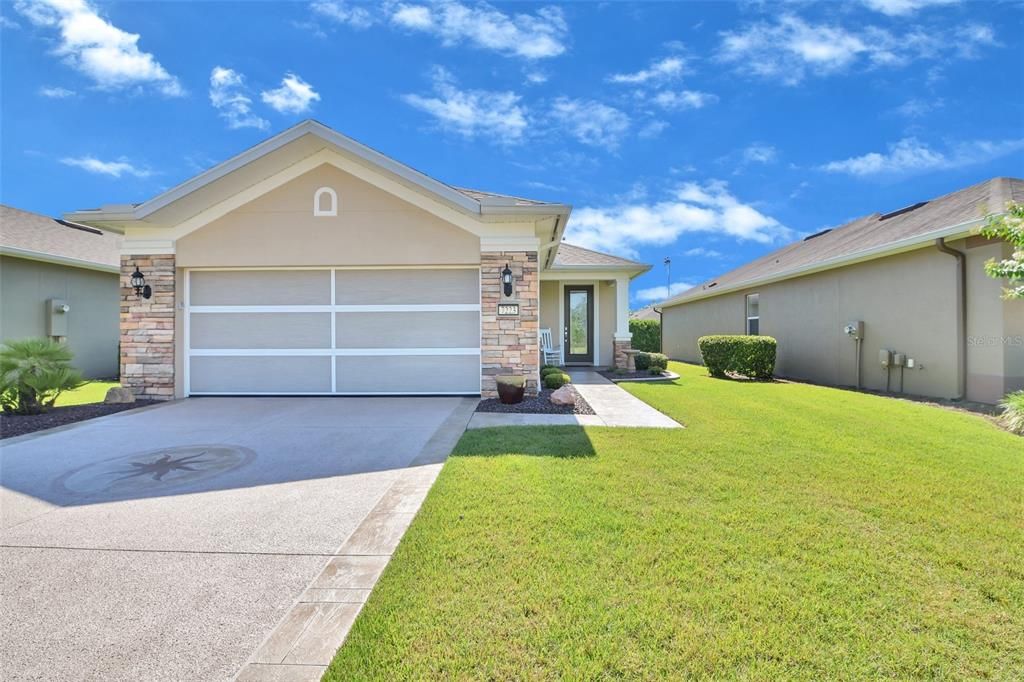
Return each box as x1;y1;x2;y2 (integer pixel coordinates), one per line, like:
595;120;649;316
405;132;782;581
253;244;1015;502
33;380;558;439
629;319;661;353
981;200;1024;299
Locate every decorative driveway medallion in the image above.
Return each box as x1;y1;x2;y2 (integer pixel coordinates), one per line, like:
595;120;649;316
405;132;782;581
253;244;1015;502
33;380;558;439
55;445;256;497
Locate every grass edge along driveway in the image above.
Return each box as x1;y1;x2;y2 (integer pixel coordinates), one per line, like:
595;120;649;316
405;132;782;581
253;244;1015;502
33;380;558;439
325;362;1024;680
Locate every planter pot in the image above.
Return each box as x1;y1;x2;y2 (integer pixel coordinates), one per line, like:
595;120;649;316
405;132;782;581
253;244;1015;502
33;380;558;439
496;380;525;404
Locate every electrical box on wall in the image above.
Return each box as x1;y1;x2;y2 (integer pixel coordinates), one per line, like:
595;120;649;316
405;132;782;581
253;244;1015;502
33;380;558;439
843;321;864;339
46;299;70;337
879;349;891;368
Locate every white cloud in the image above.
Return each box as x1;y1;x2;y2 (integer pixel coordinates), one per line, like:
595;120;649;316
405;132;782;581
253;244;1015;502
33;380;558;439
635;281;696;303
390;1;567;59
60;155;151;178
860;0;958;16
718;14;997;85
38;85;74;98
651;89;717;111
742;143;777;164
15;0;183;95
524;70;548;85
892;97;943;118
820;137;1024;176
683;247;724;258
608;56;685;84
310;0;374;28
0;15;21;29
260;73;320;114
551;97;630;148
402;66;527;143
565;180;792;258
209;67;269;131
638;120;669;139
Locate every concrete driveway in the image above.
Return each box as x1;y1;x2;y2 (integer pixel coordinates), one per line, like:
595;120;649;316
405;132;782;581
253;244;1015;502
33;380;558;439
0;396;476;681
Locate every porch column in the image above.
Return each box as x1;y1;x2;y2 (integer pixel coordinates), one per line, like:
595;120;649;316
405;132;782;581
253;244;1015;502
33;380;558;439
613;275;633;370
120;254;176;400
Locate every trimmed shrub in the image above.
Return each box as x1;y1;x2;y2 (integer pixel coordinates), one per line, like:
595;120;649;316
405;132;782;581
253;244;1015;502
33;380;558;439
634;352;651;371
0;338;85;415
541;366;564;378
543;372;572;389
540;364;559;373
629;319;661;352
648;353;668;371
999;390;1024;435
697;335;777;380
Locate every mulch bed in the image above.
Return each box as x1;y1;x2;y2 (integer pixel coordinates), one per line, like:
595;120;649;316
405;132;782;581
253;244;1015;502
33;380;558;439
0;401;156;440
598;369;672;381
476;386;595;415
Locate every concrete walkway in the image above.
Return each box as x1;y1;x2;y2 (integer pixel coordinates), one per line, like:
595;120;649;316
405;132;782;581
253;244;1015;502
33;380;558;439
467;370;681;429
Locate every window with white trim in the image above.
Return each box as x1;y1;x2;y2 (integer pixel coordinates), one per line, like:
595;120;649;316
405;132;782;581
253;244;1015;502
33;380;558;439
745;293;759;335
313;187;337;216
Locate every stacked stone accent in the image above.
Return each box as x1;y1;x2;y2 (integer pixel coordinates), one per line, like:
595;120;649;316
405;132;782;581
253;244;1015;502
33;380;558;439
480;251;539;397
120;254;175;400
614;338;634;371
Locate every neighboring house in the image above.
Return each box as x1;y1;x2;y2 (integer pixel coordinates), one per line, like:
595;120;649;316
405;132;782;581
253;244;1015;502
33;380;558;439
660;177;1024;404
630;305;661;322
0;204;121;379
66;120;649;400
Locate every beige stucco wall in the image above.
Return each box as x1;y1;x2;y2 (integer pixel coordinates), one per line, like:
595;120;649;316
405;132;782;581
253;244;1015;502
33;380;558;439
663;240;1022;403
0;255;119;379
539;280;560;349
176;163;481;267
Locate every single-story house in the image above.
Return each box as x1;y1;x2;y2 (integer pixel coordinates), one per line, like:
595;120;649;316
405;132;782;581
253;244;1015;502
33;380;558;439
630;305;661;322
660;177;1024;404
0;204;121;378
65;120;649;399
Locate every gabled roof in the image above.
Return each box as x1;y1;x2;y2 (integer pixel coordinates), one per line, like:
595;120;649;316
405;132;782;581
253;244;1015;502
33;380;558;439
65;119;570;228
663;176;1023;308
0;204;121;272
552;242;650;271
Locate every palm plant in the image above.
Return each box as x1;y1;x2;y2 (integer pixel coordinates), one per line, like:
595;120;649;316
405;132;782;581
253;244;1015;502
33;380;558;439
0;338;85;415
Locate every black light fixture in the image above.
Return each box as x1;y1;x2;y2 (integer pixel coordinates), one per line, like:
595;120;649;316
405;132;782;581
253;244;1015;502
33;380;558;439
130;264;152;299
501;263;513;297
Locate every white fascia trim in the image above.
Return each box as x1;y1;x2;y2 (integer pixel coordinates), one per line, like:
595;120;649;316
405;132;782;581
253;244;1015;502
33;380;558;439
613;332;633;342
542;268;648;281
122;239;175;255
0;246;119;273
480;236;541;252
189;304;480;313
661;218;987;309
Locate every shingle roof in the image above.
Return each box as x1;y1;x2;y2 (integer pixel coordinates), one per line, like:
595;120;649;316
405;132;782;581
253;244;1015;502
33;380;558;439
553;242;649;269
454;187;552;206
1;204;121;269
666;176;1023;306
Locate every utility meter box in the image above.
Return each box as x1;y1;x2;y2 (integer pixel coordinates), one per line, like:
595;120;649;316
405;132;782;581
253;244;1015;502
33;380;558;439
893;352;907;367
843;321;864;339
46;298;70;337
879;349;892;368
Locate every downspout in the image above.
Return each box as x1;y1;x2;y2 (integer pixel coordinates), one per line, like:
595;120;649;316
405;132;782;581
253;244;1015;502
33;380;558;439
653;306;663;352
934;238;966;401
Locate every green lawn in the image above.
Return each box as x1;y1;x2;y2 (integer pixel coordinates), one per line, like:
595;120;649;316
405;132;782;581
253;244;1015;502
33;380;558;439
54;381;119;406
326;363;1024;680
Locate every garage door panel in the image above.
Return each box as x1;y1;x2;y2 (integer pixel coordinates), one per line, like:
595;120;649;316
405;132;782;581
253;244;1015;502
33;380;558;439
191;313;331;349
190;356;332;393
335;355;479;393
191;270;331;305
335;311;479;349
334;269;478;305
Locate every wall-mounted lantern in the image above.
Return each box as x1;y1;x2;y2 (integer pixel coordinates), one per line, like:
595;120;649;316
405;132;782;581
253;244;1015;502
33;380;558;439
130;264;152;299
501;263;513;297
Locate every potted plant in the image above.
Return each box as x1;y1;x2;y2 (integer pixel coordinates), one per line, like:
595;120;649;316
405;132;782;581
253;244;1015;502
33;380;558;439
495;375;525;404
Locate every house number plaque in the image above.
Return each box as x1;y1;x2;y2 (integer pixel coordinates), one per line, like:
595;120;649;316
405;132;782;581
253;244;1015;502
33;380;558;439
497;303;520;316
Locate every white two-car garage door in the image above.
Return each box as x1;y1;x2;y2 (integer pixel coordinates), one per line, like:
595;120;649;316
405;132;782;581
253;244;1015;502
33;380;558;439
185;268;481;395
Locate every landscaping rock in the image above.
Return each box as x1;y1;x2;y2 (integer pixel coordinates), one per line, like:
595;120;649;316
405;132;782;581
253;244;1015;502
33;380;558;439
104;386;135;404
549;385;575;406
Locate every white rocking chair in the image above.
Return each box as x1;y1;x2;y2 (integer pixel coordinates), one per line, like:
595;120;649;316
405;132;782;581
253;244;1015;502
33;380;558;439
539;328;561;366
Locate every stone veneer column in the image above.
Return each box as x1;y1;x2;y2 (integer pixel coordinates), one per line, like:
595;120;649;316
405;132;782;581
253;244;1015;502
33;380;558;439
480;251;539;397
120;254;175;400
614;339;634;371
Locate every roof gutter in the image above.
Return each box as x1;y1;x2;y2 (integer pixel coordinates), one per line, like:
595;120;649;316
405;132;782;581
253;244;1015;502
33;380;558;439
660;216;988;309
0;246;120;274
934;237;967;401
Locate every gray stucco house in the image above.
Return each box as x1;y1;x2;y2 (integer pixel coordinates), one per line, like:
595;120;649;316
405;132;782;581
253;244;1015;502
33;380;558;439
660;177;1024;404
0;204;122;378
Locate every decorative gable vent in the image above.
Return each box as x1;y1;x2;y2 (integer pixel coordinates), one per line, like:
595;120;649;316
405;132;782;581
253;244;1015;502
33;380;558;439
313;187;337;217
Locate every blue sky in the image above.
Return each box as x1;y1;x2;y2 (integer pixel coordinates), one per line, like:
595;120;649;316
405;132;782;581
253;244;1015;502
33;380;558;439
2;0;1022;305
